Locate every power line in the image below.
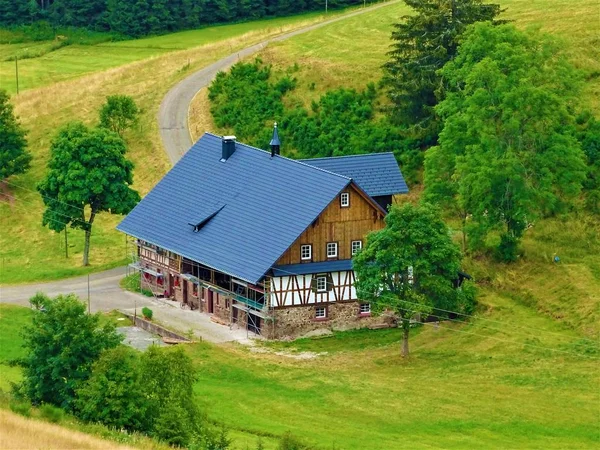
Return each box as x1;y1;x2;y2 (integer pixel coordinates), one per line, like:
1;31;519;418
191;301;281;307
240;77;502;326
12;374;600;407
2;193;84;227
4;179;89;214
265;262;599;345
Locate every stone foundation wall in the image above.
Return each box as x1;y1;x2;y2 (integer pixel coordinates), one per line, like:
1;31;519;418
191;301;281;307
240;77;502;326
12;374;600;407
267;302;395;339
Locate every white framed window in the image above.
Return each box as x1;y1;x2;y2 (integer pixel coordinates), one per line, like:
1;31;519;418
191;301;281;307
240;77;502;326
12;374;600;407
316;276;327;292
315;306;327;319
360;303;371;314
340;192;350;207
351;240;362;255
300;244;312;260
327;242;338;258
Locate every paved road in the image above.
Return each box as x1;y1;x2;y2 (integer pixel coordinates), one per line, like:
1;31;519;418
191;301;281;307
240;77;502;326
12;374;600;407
0;267;153;313
158;1;397;164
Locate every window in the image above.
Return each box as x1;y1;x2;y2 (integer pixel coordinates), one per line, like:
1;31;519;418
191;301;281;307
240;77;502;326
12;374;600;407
316;276;327;292
340;192;350;207
301;244;312;261
360;303;371;314
351;240;362;255
315;307;327;319
327;242;338;258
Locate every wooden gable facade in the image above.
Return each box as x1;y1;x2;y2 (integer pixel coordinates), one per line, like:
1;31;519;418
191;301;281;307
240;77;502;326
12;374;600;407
276;182;385;265
269;182;386;309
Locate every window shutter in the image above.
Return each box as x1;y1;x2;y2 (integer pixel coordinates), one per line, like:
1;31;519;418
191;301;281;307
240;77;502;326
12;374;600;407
310;276;318;293
326;273;334;292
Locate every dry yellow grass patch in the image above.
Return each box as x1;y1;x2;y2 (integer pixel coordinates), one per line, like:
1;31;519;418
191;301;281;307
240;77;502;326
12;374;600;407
189;88;217;142
0;409;134;450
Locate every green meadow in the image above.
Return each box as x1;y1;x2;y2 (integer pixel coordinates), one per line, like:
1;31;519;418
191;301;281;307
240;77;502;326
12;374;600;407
0;8;352;94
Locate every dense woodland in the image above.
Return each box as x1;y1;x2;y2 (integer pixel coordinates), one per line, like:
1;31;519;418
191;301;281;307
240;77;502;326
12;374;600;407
0;0;369;37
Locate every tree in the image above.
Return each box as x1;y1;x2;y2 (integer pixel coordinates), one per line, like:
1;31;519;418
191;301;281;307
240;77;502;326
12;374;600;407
382;0;501;143
98;95;139;137
353;203;466;358
141;346;201;444
21;293;122;410
75;346;149;431
38;122;140;266
425;23;588;261
0;90;31;181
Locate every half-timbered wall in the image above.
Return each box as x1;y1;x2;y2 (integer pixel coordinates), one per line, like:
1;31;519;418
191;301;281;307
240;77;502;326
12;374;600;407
276;183;384;265
270;271;357;307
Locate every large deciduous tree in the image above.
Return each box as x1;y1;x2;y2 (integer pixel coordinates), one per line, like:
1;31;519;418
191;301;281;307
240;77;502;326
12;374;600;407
382;0;501;143
424;23;588;261
353;203;470;358
0;90;31;181
21;293;122;410
38;122;140;266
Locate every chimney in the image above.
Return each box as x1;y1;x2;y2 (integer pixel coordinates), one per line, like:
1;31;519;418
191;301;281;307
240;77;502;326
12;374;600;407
270;122;281;157
221;135;236;161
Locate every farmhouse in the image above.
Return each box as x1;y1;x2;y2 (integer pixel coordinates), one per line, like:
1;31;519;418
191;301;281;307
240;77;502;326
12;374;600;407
117;130;408;338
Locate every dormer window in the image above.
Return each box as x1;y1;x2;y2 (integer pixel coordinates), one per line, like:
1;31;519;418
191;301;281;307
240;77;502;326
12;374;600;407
340;192;350;207
301;244;312;261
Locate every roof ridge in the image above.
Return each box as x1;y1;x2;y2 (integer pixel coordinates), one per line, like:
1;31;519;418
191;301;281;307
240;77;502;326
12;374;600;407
203;132;352;182
300;152;396;161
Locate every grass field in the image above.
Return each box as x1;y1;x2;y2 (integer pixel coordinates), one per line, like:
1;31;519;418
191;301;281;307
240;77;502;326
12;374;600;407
0;8;355;94
0;6;374;285
1;213;599;449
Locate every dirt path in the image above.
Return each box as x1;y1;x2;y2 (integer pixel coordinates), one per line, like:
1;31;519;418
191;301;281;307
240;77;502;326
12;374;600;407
158;1;397;164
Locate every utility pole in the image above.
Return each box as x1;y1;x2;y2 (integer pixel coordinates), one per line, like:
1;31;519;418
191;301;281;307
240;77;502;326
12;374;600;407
326;0;328;14
15;57;19;94
87;274;91;314
64;227;69;259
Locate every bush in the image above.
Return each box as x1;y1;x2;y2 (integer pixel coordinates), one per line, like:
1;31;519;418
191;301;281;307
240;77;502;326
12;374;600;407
142;346;201;436
29;291;50;310
278;432;312;450
21;294;122;410
76;346;149;432
39;403;65;423
142;307;153;320
9;401;31;417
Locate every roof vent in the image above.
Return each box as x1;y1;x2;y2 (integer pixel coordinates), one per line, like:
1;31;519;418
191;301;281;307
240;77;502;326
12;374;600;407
270;123;280;157
221;135;236;161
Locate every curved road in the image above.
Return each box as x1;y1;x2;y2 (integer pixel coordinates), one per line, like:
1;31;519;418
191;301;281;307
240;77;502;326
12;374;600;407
159;0;396;164
1;2;394;314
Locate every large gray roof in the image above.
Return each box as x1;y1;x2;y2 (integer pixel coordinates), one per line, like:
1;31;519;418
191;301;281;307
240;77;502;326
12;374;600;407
117;133;351;284
300;153;408;197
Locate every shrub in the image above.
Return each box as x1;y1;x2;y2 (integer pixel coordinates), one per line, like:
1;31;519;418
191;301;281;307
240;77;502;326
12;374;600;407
9;401;31;417
142;307;153;320
28;291;50;310
39;403;65;423
76;346;149;432
278;432;312;450
142;346;200;436
21;294;122;410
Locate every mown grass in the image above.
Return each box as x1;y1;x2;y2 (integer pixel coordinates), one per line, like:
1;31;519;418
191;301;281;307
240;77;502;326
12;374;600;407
0;7;372;285
0;7;356;94
1;214;599;449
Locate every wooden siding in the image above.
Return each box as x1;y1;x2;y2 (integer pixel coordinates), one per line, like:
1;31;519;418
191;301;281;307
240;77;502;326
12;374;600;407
276;183;385;265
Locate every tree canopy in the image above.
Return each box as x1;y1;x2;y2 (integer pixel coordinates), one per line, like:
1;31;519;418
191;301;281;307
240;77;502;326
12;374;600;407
424;23;588;261
382;0;502;143
208;60;422;182
38;122;140;266
21;293;122;410
98;95;139;136
0;90;31;181
353;203;472;357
